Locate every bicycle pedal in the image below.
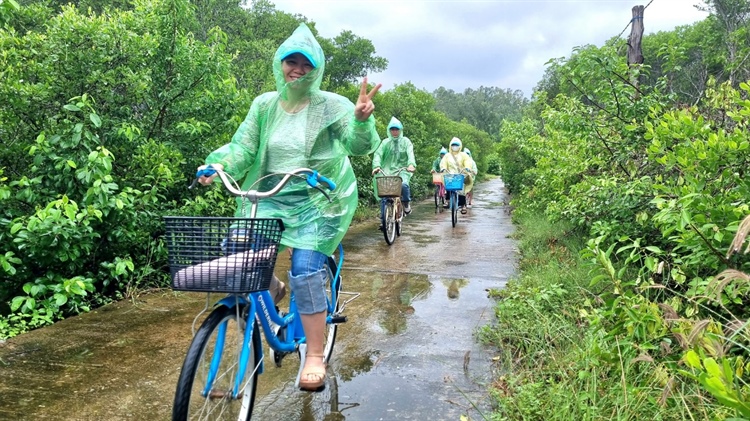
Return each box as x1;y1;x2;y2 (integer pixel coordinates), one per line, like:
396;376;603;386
330;315;347;324
273;351;290;368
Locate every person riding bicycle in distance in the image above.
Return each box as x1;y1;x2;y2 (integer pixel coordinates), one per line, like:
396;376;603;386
371;116;416;214
463;147;478;208
431;147;447;174
197;23;382;391
440;137;473;214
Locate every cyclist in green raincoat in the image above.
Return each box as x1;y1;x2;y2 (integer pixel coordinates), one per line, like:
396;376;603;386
198;23;381;391
431;147;447;173
371;117;416;214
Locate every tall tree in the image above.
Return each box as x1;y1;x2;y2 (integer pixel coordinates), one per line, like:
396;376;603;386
433;86;528;139
323;30;388;90
699;0;750;86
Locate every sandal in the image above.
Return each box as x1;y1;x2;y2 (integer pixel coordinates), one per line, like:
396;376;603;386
299;354;326;391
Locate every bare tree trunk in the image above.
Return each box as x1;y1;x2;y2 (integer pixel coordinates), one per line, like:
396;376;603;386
627;5;645;99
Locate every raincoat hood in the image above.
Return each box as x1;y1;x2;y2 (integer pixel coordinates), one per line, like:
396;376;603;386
464;147;472;156
387;117;404;140
439;147;447;155
449;137;463;154
206;22;382;256
273;23;325;103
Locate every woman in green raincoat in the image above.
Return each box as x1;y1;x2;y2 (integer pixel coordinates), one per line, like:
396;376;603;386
431;147;447;174
371;117;417;214
198;23;382;390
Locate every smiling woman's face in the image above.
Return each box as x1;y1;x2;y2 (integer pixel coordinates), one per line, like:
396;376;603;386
282;53;315;83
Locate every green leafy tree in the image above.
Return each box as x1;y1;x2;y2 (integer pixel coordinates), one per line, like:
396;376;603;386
0;0;20;26
433;86;528;139
699;0;750;86
0;0;243;337
323;30;388;91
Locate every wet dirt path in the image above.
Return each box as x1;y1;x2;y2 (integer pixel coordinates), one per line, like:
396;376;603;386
0;177;516;420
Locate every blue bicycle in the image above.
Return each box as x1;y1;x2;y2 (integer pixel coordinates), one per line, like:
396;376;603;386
443;171;467;228
165;167;358;420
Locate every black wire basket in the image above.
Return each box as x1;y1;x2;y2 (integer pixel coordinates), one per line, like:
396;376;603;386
163;217;285;293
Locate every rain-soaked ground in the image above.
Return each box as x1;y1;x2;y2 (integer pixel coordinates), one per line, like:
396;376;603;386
0;177;517;420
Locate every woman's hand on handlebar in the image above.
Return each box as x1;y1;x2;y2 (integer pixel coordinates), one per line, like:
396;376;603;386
372;167;382;176
197;163;224;186
407;165;415;173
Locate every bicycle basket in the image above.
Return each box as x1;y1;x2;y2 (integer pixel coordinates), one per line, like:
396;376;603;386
163;217;285;293
443;174;465;191
432;172;444;185
375;175;403;198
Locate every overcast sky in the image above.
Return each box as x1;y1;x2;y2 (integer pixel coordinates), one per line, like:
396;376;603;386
272;0;709;97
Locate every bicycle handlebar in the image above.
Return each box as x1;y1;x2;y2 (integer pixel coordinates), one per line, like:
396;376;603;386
191;165;336;202
374;167;412;177
440;168;472;175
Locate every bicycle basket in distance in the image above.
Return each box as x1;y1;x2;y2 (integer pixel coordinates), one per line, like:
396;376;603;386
443;174;465;191
375;176;403;198
432;172;444;185
163;217;284;293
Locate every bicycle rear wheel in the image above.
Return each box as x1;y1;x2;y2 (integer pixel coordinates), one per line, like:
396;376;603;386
173;304;261;421
450;192;458;227
383;201;396;245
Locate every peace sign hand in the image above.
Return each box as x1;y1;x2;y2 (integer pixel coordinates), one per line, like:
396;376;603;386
354;77;381;122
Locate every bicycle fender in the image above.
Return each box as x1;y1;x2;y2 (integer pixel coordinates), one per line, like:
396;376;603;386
216;295;250;308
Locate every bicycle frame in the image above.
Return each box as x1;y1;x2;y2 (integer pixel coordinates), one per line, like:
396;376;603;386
172;167;357;419
436;183;446;199
443;170;469;228
197;242;347;399
434;182;446;212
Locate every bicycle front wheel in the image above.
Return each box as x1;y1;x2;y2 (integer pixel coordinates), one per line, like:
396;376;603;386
395;200;402;237
383;201;397;245
172;304;261;421
323;255;343;364
451;192;458;227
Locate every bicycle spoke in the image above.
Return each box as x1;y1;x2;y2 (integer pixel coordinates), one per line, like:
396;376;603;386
173;306;259;421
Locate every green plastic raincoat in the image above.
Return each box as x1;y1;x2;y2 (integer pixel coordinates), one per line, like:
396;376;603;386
431;147;447;173
206;23;380;256
371;117;416;195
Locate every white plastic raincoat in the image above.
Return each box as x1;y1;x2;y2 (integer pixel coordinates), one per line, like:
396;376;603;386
206;23;380;256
